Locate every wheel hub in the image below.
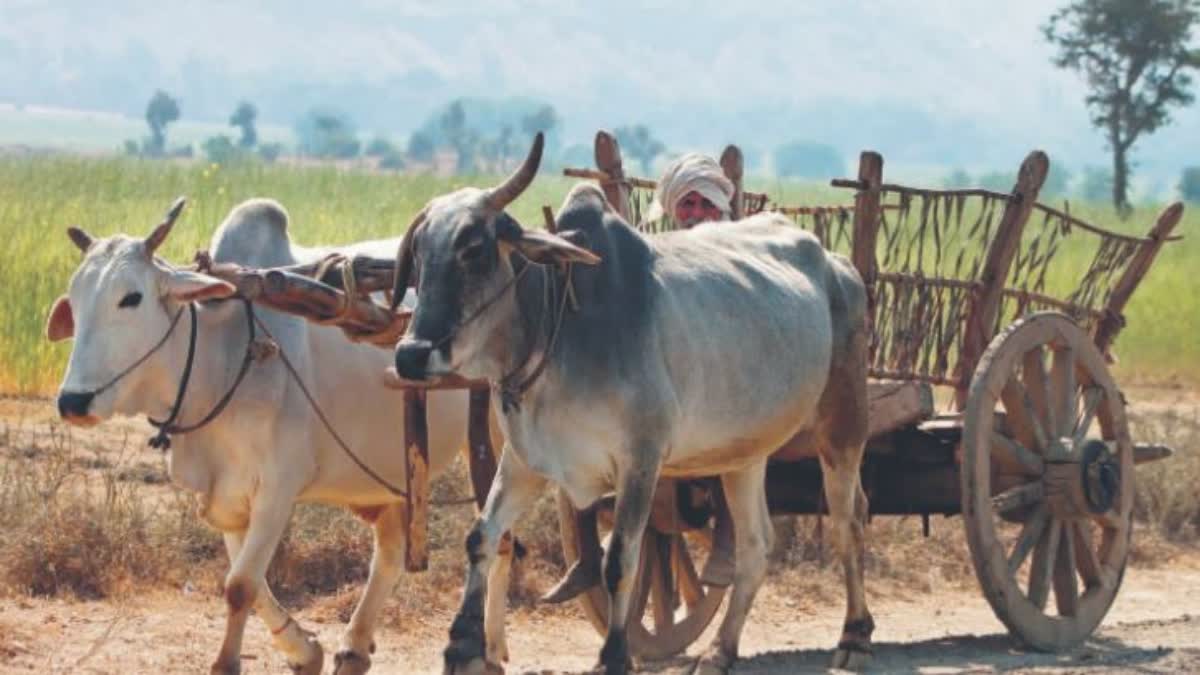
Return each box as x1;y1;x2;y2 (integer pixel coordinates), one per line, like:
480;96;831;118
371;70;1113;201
1042;438;1120;519
1080;439;1120;514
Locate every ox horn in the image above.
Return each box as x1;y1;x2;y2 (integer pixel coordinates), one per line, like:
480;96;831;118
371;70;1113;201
485;132;544;212
144;196;188;257
389;208;428;313
66;226;94;253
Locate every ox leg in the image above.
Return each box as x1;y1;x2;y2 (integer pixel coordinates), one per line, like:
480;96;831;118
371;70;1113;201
221;531;323;674
210;492;301;675
445;446;545;675
693;460;772;675
335;502;407;675
821;452;874;670
483;531;517;666
597;457;661;675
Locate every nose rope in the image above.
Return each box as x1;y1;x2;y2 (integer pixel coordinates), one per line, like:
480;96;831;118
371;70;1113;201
148;299;261;450
430;258;535;352
87;303;188;400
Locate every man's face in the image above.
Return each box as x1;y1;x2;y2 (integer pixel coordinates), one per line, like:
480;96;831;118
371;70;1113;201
674;190;725;228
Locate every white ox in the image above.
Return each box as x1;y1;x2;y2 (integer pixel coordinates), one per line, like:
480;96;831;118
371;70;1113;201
46;199;511;675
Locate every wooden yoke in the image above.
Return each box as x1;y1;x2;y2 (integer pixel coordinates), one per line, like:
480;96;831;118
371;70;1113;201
720;145;745;220
955;151;1049;408
1093;202;1185;355
595;131;632;221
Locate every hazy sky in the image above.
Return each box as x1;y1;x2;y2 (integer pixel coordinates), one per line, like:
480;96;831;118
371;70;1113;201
3;1;1199;182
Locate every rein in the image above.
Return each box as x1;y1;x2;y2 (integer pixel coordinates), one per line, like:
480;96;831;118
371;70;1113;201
497;262;574;413
147;299;260;450
419;254;575;413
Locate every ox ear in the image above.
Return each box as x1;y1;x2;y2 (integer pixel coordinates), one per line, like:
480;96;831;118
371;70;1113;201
511;229;601;266
163;269;237;303
46;295;74;342
496;213;600;265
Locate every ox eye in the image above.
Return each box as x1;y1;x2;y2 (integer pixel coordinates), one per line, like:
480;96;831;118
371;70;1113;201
459;244;486;265
118;292;143;309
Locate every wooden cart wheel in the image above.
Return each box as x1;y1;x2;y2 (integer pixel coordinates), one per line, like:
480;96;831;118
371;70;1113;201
962;312;1133;651
556;492;727;659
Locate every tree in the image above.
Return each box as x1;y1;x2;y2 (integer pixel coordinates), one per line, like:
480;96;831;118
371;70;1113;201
407;131;435;163
1179;166;1200;200
1044;0;1200;215
202;134;240;164
521;104;559;140
229;101;258;148
365;136;397;157
439;100;480;172
1080;166;1115;202
144;90;180;157
613;125;665;173
773;141;844;179
296;109;360;159
943;168;973;188
258;142;283;163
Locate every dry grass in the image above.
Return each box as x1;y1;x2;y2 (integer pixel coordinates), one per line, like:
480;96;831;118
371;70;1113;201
0;422;222;599
0;404;1195;627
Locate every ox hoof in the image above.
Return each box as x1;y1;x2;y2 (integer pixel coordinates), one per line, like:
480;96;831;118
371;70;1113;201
443;657;503;675
831;644;873;671
287;634;324;675
485;639;509;665
690;646;734;675
209;660;241;675
333;649;372;675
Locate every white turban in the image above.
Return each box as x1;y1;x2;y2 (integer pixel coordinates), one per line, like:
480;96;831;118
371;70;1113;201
644;153;734;224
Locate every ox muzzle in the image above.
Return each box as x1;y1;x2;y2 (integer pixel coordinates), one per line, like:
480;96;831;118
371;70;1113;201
57;390;99;424
394;338;436;381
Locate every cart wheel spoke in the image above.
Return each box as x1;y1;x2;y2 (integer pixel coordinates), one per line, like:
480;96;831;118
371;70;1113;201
991;433;1044;476
1028;518;1062;610
1049;345;1077;438
1008;505;1049;575
1001;376;1043;452
648;532;675;634
1021;347;1053;444
1070;522;1104;589
993;481;1044;516
1074;387;1104;444
1092;508;1123;532
673;534;704;610
1053;523;1080;617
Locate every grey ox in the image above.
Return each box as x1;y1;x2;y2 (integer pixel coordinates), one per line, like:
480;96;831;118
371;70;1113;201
47;200;511;675
390;134;875;674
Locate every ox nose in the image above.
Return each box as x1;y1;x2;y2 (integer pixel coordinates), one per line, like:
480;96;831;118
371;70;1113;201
57;390;96;419
394;339;434;381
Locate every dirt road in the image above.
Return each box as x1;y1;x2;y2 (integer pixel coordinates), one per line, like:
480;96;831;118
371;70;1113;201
2;567;1198;674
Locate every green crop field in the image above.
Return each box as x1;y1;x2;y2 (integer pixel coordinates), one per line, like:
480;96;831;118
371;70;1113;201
0;155;1194;395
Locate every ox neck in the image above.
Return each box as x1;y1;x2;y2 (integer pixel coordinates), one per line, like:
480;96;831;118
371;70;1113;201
492;258;572;413
139;299;253;443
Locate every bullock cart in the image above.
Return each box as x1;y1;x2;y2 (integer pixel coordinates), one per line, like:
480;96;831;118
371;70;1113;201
554;131;1182;657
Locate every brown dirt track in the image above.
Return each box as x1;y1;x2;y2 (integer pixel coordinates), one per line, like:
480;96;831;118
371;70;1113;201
0;392;1197;674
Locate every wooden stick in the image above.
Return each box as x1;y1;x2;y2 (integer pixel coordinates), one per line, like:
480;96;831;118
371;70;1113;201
593;132;633;222
403;388;430;572
1032;201;1183;245
956;151;1049;408
1093;202;1186;353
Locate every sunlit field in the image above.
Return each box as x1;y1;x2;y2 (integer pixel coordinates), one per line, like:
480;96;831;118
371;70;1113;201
0;155;1194;395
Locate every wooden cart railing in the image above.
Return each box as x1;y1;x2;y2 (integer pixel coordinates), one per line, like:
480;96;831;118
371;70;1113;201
561;133;1183;412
